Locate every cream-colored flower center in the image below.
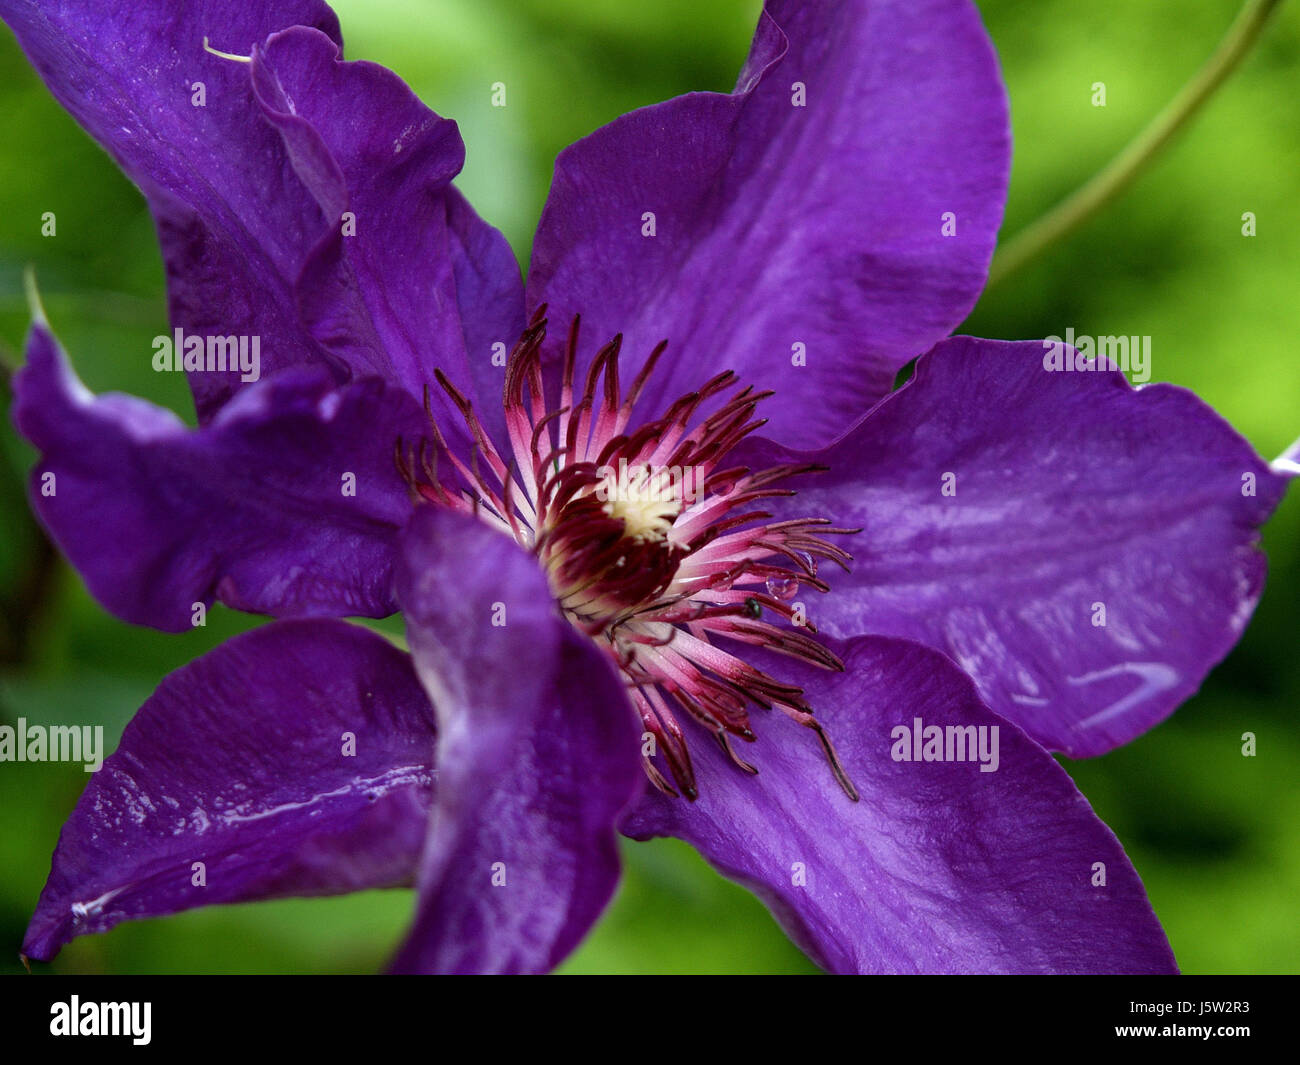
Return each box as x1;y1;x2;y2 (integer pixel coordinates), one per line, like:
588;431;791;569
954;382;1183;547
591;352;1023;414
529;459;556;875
599;492;680;543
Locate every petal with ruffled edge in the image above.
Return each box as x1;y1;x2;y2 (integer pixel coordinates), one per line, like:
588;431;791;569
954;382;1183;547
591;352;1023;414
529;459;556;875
733;337;1292;756
13;322;428;629
0;0;348;421
623;636;1177;974
250;26;524;449
528;0;1009;449
2;2;522;428
390;508;642;974
22;619;435;962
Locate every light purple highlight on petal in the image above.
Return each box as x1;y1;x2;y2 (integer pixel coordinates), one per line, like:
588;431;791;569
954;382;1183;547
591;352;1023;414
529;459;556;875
23;619;435;961
733;336;1290;755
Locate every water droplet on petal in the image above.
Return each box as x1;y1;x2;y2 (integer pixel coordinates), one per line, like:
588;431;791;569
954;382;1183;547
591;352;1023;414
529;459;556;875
797;551;818;577
766;575;799;601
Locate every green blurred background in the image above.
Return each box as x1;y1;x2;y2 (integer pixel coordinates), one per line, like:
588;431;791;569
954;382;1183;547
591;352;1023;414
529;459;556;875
1;0;1297;974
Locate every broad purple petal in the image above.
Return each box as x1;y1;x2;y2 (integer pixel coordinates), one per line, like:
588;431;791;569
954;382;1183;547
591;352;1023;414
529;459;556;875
735;337;1291;756
390;508;642;974
0;0;346;421
251;27;524;448
23;619;435;962
13;322;427;630
528;0;1009;448
623;636;1177;974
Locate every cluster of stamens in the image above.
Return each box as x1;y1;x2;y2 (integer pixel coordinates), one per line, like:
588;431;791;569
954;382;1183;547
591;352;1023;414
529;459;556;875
396;308;859;801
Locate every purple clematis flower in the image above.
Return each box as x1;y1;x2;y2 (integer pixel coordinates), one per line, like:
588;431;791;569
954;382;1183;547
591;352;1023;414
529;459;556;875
5;0;1296;974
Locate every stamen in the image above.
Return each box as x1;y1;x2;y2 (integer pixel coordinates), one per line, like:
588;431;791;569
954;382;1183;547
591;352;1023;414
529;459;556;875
395;314;861;801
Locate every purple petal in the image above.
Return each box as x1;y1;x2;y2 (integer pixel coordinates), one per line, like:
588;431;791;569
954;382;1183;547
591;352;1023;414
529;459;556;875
23;619;435;962
527;0;1009;448
251;27;524;448
13;322;426;630
623;636;1177;974
734;337;1292;756
390;508;642;974
0;0;345;421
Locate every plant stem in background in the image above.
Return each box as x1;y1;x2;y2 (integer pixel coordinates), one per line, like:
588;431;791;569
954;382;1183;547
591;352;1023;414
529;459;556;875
987;0;1285;288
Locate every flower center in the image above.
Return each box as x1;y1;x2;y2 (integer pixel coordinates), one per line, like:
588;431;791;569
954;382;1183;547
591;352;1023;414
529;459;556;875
545;469;687;622
598;465;682;541
396;308;859;802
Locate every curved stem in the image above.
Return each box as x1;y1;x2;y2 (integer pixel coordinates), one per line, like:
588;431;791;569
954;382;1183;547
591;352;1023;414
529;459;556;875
987;0;1285;288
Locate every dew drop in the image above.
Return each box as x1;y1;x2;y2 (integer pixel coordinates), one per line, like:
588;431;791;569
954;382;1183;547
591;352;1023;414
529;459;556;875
797;551;818;577
765;574;799;601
